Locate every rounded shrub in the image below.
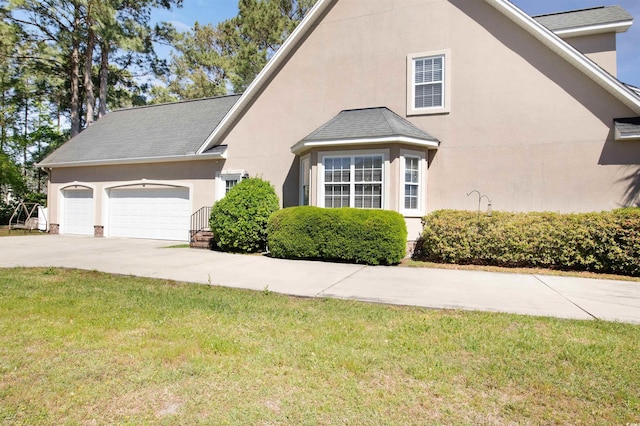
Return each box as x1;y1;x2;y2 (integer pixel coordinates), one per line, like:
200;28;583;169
413;209;640;276
209;177;280;253
267;206;407;265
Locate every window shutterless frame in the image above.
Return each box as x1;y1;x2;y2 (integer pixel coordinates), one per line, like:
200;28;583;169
318;150;389;209
299;155;311;206
215;170;247;201
400;149;426;216
407;49;451;115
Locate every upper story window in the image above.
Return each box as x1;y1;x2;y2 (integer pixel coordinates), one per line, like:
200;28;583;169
414;56;443;109
407;50;451;116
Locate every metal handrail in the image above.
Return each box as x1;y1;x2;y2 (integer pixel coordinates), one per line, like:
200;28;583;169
190;206;212;241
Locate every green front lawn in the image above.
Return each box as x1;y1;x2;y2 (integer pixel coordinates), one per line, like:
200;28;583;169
1;268;638;424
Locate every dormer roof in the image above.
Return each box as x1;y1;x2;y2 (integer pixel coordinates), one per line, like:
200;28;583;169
533;5;633;37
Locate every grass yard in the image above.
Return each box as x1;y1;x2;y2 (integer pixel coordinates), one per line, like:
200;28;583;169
1;268;638;425
0;227;46;237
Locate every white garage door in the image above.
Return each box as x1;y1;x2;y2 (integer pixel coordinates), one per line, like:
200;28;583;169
63;189;94;236
108;187;190;241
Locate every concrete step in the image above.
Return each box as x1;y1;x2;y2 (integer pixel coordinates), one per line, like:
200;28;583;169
190;240;212;249
190;230;214;249
193;235;213;243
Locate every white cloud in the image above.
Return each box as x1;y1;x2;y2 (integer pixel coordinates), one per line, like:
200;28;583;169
169;20;192;33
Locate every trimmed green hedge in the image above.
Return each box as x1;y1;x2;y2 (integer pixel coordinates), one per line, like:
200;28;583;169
413;209;640;276
267;206;408;265
209;177;280;253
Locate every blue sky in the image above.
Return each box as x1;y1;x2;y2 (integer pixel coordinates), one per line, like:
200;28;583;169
153;0;640;86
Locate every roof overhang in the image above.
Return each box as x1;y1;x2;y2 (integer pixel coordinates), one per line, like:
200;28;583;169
485;0;640;115
291;136;439;155
553;20;633;38
38;147;227;169
614;118;640;141
615;132;640;141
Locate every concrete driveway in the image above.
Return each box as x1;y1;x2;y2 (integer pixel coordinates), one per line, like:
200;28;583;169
1;235;640;324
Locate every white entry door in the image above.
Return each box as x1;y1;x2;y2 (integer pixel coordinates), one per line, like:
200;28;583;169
62;189;94;236
108;187;190;241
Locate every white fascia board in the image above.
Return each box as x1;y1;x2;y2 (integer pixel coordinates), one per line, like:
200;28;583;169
554;20;633;37
615;129;640;141
291;136;440;155
196;0;337;155
485;0;640;115
37;151;226;169
615;134;640;141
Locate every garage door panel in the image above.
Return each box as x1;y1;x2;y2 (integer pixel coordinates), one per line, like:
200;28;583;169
108;187;190;241
63;189;94;236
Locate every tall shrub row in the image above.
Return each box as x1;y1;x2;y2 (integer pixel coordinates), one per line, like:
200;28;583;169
267;206;408;265
413;209;640;276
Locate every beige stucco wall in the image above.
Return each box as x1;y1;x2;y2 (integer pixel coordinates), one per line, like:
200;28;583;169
47;160;223;229
218;0;640;226
562;33;617;76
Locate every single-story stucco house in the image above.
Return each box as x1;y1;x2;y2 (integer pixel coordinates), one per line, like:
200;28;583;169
39;0;640;244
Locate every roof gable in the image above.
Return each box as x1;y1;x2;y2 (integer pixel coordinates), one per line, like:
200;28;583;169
197;0;640;155
40;95;240;167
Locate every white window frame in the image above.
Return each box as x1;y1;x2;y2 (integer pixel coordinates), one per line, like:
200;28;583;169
215;170;247;201
407;49;451;116
400;150;426;216
318;149;390;209
299;155;311;206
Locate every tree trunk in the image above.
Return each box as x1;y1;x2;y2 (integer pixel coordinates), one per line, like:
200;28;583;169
98;41;109;118
1;75;6;152
84;25;96;127
23;101;28;177
70;3;81;137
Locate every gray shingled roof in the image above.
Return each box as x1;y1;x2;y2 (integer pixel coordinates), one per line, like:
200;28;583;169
40;95;240;166
534;5;633;32
300;107;440;143
614;117;640;138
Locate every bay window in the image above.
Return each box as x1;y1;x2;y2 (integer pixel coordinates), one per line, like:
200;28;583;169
322;153;386;209
400;150;425;215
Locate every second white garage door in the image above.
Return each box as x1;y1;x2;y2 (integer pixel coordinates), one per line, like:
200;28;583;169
108;187;190;241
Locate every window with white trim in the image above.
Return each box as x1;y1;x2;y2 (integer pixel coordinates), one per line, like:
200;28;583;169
300;156;310;206
414;56;443;109
404;156;420;209
400;151;425;215
225;179;238;194
323;154;384;209
216;170;247;201
407;50;450;115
